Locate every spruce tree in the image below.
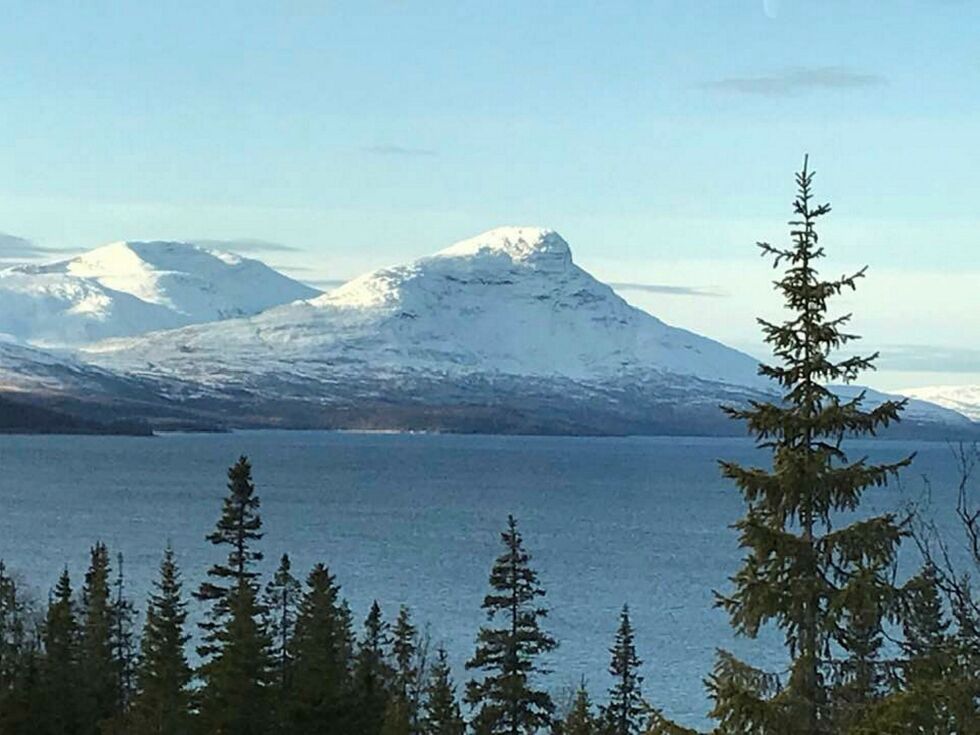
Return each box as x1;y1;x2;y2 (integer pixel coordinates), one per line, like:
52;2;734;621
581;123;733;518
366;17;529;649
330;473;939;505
560;683;598;735
0;561;40;733
110;552;137;713
130;545;192;735
422;647;465;735
706;158;912;734
391;605;425;733
466;515;557;735
601;605;647;735
80;542;117;733
195;455;274;735
264;553;302;702
287;563;354;733
40;568;81;735
352;600;393;735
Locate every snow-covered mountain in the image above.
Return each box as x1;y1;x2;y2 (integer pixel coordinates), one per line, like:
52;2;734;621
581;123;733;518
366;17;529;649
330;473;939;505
0;241;319;346
899;384;980;422
0;227;973;436
84;227;765;389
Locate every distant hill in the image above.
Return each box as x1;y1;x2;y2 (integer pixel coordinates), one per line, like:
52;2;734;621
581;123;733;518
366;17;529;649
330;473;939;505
0;393;151;435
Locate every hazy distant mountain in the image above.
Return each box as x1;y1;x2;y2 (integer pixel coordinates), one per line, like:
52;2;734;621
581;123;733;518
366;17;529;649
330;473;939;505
0;240;319;346
899;384;980;421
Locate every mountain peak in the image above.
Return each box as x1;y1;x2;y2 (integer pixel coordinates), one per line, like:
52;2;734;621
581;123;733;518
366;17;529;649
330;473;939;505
434;227;571;269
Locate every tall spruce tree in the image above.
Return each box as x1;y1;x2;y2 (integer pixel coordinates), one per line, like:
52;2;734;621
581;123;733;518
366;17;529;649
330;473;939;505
130;545;192;735
287;563;353;734
390;605;426;733
265;553;302;696
41;568;81;735
110;552;137;713
0;561;40;734
601;605;647;735
705;158;912;734
195;455;274;735
466;515;557;735
80;542;118;733
422;647;465;735
352;600;393;735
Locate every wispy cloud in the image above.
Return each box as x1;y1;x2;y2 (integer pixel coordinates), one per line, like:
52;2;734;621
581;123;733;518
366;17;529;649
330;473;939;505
700;66;886;96
878;344;980;374
609;282;726;297
192;238;304;254
304;278;347;289
0;232;83;260
362;144;438;157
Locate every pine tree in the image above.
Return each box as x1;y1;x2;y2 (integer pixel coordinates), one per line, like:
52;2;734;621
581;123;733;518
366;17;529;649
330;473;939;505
706;158;912;734
79;542;117;733
110;552;138;713
287;563;354;733
560;683;597;735
422;647;465;735
0;561;41;733
40;568;81;735
352;600;393;735
601;605;647;735
466;515;557;735
130;545;192;735
195;455;274;735
264;552;302;706
391;605;426;733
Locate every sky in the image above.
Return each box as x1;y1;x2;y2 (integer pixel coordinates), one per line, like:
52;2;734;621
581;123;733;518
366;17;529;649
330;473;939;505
0;1;977;390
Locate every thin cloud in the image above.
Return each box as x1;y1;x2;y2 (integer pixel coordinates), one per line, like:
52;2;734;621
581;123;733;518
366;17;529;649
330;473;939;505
878;344;980;374
304;278;347;289
363;144;438;157
700;66;886;96
609;282;727;297
0;232;83;260
192;238;304;254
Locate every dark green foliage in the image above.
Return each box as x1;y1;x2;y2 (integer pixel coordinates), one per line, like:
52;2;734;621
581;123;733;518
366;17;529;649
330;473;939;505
79;541;117;732
0;561;41;733
601;605;647;735
422;647;465;735
287;563;354;733
40;568;81;734
111;552;138;714
558;683;598;735
706;158;912;734
265;551;302;723
130;545;192;735
352;600;394;735
195;455;274;734
466;515;557;735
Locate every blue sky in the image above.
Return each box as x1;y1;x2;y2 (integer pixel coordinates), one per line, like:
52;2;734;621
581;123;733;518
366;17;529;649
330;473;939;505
0;1;977;388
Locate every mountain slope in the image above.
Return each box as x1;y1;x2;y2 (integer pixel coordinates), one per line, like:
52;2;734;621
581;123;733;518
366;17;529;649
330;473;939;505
0;241;319;346
899;384;980;422
85;227;766;392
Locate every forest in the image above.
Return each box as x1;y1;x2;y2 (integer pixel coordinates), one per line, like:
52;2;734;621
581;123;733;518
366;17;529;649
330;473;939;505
1;163;978;735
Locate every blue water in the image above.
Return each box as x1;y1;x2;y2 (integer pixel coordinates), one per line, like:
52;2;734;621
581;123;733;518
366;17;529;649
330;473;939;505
0;431;968;728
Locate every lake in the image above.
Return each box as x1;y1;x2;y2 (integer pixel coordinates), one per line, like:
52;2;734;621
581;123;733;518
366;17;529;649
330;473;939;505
0;431;968;728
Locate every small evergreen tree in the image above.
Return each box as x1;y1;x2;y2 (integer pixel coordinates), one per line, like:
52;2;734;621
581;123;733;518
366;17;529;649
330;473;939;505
706;158;912;734
0;562;40;734
422;647;465;735
391;605;427;732
40;568;81;735
130;545;192;735
560;683;598;735
110;552;138;712
264;551;302;721
195;455;274;735
466;515;557;735
352;600;393;735
288;563;354;733
601;605;647;735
